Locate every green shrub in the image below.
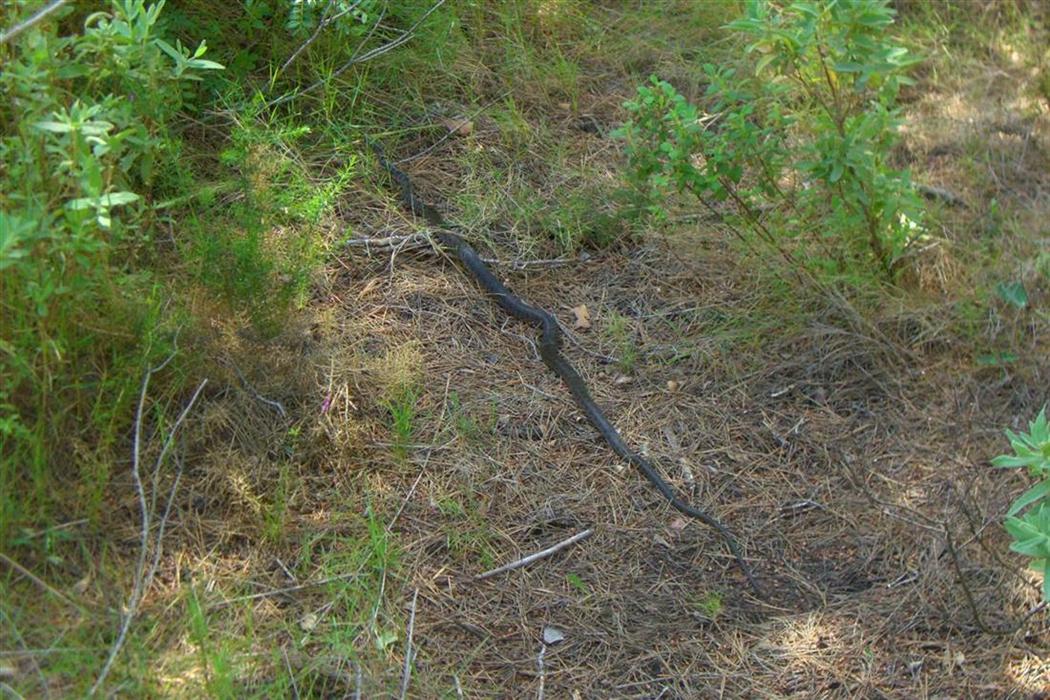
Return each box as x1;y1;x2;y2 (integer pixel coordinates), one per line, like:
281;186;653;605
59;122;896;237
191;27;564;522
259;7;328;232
617;0;923;280
0;0;221;539
993;407;1050;602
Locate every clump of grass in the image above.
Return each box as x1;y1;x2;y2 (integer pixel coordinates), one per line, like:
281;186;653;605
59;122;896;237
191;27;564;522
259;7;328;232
692;591;724;621
605;312;639;374
368;344;425;460
437;492;497;569
384;387;420;461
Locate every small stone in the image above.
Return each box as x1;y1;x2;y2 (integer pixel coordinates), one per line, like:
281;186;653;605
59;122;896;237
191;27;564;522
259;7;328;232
542;626;566;645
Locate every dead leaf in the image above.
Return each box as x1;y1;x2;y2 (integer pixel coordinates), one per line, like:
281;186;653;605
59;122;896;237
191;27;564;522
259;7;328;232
572;304;591;329
72;574;91;595
439;117;473;136
299;612;319;632
666;379;680;392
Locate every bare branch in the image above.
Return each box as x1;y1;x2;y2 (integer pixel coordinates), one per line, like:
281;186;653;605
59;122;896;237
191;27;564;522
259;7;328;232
0;0;67;45
398;588;419;700
90;374;207;696
277;0;341;78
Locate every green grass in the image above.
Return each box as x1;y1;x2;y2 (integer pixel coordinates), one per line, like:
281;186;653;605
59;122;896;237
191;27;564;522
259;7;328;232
384;387;420;462
437;493;497;570
605;312;639;374
692;591;725;621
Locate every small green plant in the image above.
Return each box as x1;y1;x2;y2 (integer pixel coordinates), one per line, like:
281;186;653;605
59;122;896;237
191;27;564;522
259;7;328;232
262;463;293;545
384;387;419;460
617;0;923;279
605;312;639;374
992;407;1050;601
448;391;481;442
693;591;724;621
566;572;589;595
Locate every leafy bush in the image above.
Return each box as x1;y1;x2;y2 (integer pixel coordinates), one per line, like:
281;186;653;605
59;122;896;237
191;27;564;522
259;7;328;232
993;407;1050;601
0;0;221;538
617;0;923;279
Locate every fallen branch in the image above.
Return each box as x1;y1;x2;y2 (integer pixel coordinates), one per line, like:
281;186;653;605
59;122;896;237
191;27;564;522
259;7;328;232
344;232;434;250
0;553;83;613
476;528;594;580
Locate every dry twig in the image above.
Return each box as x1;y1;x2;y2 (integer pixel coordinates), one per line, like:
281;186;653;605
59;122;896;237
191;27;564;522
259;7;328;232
476;528;594;580
90;364;207;696
0;0;67;45
399;588;420;700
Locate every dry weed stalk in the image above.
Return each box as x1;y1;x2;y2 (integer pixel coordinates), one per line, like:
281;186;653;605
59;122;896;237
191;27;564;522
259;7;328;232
90;352;207;696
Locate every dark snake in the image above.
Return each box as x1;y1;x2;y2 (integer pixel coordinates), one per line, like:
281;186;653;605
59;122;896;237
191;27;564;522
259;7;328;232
372;142;762;596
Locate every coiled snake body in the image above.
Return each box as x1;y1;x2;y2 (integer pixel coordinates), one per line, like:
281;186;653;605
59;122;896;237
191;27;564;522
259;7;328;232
373;143;761;595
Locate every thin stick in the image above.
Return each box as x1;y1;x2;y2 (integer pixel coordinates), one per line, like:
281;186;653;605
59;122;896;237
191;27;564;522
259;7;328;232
0;608;48;699
399;588;419;700
475;529;594;580
228;360;287;417
276;0;343;78
536;643;547;700
0;0;66;44
90;374;207;696
0;554;82;613
345;232;434;251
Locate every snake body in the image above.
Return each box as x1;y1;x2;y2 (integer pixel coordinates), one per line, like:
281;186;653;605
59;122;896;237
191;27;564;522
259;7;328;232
373;143;761;595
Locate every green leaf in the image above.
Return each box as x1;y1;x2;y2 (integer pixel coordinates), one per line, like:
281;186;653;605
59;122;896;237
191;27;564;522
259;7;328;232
1044;560;1050;602
33;121;73;134
1009;534;1050;559
992;454;1040;469
65;191;140;211
996;281;1028;309
1006;479;1050;517
100;191;140;207
186;58;225;71
155;38;184;64
976;352;1018;366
